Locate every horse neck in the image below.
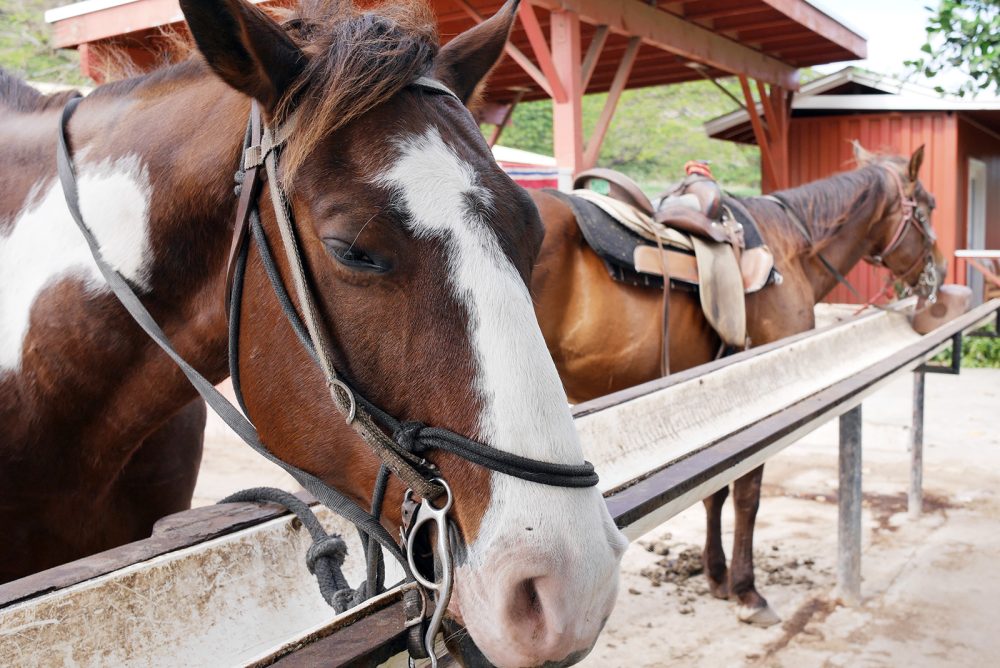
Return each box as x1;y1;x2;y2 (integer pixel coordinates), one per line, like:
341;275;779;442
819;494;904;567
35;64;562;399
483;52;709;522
3;66;247;473
779;167;896;302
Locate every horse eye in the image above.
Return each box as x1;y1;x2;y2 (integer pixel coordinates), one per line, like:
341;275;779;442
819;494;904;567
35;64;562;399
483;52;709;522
324;239;388;273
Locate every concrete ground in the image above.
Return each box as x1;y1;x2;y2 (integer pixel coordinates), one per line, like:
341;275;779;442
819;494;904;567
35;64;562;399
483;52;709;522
193;369;1000;668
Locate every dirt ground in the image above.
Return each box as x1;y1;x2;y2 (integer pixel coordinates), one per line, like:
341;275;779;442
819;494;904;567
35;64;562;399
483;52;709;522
193;369;1000;668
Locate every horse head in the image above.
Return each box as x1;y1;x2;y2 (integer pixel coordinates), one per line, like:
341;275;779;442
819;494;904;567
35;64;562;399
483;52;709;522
853;142;945;301
179;1;626;665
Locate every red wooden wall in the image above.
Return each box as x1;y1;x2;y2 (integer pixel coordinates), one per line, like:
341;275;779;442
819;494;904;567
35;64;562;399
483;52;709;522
786;112;961;304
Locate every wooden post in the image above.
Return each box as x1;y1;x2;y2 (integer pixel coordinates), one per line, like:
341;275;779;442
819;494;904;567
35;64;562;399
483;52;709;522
909;371;925;518
551;10;583;189
838;405;863;605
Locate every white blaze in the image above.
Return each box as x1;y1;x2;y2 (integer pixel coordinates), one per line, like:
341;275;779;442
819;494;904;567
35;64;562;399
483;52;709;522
376;127;623;579
0;156;152;372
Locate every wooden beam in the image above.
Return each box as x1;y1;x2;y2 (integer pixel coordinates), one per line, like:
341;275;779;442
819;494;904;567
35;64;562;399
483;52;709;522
517;1;569;103
757;0;867;59
584;37;640;169
581;25;610;90
454;0;557;99
739;75;779;192
530;0;801;89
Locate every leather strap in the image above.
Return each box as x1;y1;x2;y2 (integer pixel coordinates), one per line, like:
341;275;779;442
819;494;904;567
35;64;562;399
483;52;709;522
226;104;262;311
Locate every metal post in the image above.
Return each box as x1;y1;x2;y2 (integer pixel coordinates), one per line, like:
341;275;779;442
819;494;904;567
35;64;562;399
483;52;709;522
909;371;925;518
838;405;863;605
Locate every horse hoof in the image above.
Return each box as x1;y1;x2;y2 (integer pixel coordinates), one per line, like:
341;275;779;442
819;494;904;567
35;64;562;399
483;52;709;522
737;604;781;627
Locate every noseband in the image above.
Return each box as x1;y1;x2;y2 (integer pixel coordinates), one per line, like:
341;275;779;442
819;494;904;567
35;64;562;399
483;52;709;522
57;78;597;666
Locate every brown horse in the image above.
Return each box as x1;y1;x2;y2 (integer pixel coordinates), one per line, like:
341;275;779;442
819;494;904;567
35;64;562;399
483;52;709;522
0;1;626;665
531;145;943;625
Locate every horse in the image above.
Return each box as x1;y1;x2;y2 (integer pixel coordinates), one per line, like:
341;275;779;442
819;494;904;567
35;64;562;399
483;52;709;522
0;1;627;665
529;144;943;625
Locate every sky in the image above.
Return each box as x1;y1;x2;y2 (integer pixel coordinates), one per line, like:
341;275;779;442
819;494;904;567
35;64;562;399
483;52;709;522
806;0;986;95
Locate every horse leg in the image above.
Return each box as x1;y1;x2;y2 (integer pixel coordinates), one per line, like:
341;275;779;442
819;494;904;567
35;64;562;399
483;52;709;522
702;485;730;599
730;465;780;626
110;399;207;540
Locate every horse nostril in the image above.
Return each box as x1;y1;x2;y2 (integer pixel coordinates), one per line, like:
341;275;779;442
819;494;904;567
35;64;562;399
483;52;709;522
511;577;545;630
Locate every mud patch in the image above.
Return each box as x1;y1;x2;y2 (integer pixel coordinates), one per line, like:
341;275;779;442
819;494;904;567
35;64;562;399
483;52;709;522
637;537;830;613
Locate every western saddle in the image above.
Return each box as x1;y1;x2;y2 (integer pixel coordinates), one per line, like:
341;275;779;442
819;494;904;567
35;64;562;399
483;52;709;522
570;162;776;374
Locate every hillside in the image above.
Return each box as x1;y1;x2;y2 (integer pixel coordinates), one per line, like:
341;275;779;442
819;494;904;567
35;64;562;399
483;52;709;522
498;80;761;194
0;0;83;85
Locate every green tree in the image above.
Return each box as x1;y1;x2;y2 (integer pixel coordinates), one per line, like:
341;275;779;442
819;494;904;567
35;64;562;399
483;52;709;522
0;0;85;85
906;0;1000;97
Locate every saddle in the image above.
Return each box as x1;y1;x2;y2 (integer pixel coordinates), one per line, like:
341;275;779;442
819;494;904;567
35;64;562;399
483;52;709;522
555;164;780;358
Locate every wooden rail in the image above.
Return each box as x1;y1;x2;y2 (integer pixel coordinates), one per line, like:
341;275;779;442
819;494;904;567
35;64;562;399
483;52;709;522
3;300;997;667
256;299;1000;666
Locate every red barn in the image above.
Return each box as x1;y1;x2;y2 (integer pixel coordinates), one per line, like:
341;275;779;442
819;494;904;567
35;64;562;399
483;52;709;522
706;67;1000;304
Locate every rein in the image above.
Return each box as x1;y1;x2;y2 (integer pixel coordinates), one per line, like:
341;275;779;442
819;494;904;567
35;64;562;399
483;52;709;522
57;78;597;665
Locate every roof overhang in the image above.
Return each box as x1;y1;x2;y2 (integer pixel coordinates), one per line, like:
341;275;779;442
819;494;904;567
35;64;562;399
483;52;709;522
46;0;866;101
706;66;1000;144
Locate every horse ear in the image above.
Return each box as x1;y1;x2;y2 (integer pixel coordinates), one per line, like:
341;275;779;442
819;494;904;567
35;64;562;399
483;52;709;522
852;140;875;166
434;0;519;104
908;145;926;182
179;0;305;111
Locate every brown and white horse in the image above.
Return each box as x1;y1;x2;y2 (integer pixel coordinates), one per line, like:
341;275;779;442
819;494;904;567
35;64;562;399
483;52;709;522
530;145;943;625
0;1;625;665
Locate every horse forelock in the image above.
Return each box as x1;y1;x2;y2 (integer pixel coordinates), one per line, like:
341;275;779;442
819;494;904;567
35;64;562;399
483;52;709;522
275;0;440;179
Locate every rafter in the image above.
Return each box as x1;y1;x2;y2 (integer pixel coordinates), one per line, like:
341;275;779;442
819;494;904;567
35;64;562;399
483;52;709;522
529;0;801;89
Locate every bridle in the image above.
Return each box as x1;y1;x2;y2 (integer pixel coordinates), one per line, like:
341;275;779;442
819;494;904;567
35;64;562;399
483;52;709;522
864;164;941;303
765;162;940;307
57;78;597;666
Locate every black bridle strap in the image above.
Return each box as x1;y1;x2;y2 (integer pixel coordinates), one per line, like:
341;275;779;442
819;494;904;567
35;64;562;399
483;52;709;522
57;96;412;575
234;91;600;490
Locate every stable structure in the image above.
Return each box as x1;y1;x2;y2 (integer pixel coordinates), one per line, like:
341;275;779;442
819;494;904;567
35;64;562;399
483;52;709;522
707;67;1000;303
45;0;866;188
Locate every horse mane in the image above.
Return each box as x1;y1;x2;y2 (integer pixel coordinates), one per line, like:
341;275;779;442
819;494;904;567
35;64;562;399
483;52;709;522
277;0;440;178
763;160;898;257
0;68;80;112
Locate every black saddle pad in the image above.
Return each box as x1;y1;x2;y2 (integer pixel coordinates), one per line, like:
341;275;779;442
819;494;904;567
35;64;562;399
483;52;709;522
544;189;672;289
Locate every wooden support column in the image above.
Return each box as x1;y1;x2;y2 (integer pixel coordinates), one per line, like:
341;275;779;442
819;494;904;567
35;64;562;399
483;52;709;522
584;37;640;169
551;9;584;189
518;1;568;103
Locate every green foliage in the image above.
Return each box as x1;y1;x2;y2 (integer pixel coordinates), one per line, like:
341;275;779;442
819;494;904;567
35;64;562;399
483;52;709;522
905;0;1000;97
0;0;85;85
932;324;1000;368
496;78;761;195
